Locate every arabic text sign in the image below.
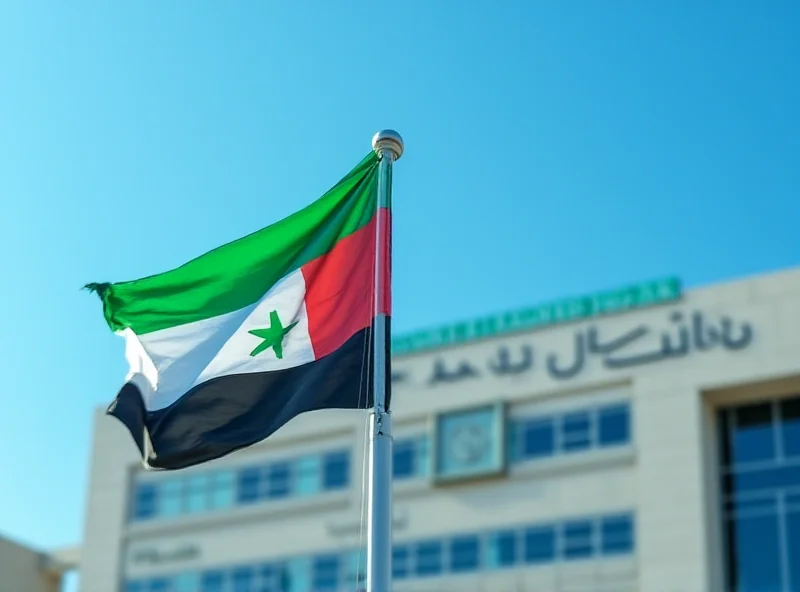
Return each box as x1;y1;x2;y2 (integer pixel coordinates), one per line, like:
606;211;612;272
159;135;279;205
130;545;200;565
392;309;753;386
391;277;681;355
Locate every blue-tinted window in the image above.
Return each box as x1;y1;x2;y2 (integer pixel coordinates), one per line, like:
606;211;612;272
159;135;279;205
488;530;517;567
294;455;321;497
781;399;800;459
598;404;630;446
232;566;255;592
282;558;310;592
720;398;800;591
733;464;800;493
417;438;430;476
174;573;200;592
323;451;350;489
450;535;480;572
125;583;144;592
563;520;594;560
343;549;366;588
729;513;783;591
132;484;157;520
393;440;416;478
210;471;236;510
201;570;225;592
186;474;210;514
312;555;339;590
147;579;170;592
601;514;634;555
522;418;555;459
524;525;555;564
258;564;278;592
267;463;290;499
392;546;409;579
732;403;776;465
561;412;591;452
415;540;443;576
787;511;800;591
159;480;184;518
237;467;261;503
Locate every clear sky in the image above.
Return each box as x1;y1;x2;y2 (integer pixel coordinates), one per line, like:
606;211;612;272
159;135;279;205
0;0;798;588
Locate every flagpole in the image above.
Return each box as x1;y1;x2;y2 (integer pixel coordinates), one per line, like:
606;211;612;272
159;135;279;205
367;129;403;592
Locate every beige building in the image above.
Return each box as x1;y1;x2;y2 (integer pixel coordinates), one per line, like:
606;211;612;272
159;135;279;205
78;267;800;592
0;535;77;592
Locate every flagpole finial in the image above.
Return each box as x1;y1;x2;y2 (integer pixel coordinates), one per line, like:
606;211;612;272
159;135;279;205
372;130;404;161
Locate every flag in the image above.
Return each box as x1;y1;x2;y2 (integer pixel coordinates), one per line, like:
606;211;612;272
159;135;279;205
86;152;389;470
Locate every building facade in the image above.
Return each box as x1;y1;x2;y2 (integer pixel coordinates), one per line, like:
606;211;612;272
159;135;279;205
0;535;74;592
79;267;800;592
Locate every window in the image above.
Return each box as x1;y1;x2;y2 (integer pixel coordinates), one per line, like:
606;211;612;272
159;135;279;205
258;564;279;592
510;402;632;470
210;471;236;510
417;437;430;476
393;437;427;480
173;573;200;592
488;530;517;568
132;484;157;520
522;417;555;459
601;513;634;555
159;480;184;517
343;549;366;588
266;462;290;499
450;535;480;572
415;540;443;576
232;566;255;592
125;583;144;592
561;411;591;452
781;398;800;458
237;467;262;504
312;555;339;591
283;557;311;592
720;397;800;591
563;520;594;559
323;451;350;489
393;546;410;579
294;455;321;497
393;440;416;478
524;525;555;564
598;404;630;446
186;474;210;514
201;571;225;592
732;402;775;464
147;579;170;592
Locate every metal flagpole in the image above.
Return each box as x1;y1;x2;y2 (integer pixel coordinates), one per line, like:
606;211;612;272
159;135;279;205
367;129;403;592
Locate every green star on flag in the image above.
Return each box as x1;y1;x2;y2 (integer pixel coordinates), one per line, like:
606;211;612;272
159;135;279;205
248;310;298;359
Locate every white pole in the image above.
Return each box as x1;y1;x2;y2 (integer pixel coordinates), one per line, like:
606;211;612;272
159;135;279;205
367;130;403;592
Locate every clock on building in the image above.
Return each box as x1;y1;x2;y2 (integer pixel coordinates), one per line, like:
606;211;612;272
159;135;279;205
433;403;506;483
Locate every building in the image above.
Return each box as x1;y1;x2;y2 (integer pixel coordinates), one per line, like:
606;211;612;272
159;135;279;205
78;267;800;592
0;534;78;592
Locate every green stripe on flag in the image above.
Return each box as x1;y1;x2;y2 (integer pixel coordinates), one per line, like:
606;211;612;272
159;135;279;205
87;152;380;335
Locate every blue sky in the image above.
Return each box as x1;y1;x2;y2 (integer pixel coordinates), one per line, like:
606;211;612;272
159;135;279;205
0;0;798;587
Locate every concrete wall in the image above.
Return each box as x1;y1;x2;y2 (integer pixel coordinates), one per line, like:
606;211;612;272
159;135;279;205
0;536;61;592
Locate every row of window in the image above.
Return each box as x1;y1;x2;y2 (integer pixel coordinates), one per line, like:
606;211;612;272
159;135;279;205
125;512;635;592
508;401;630;462
393;401;631;481
132;451;350;521
131;402;632;522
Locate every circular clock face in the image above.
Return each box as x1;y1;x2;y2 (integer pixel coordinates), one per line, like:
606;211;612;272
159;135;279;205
448;423;490;464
